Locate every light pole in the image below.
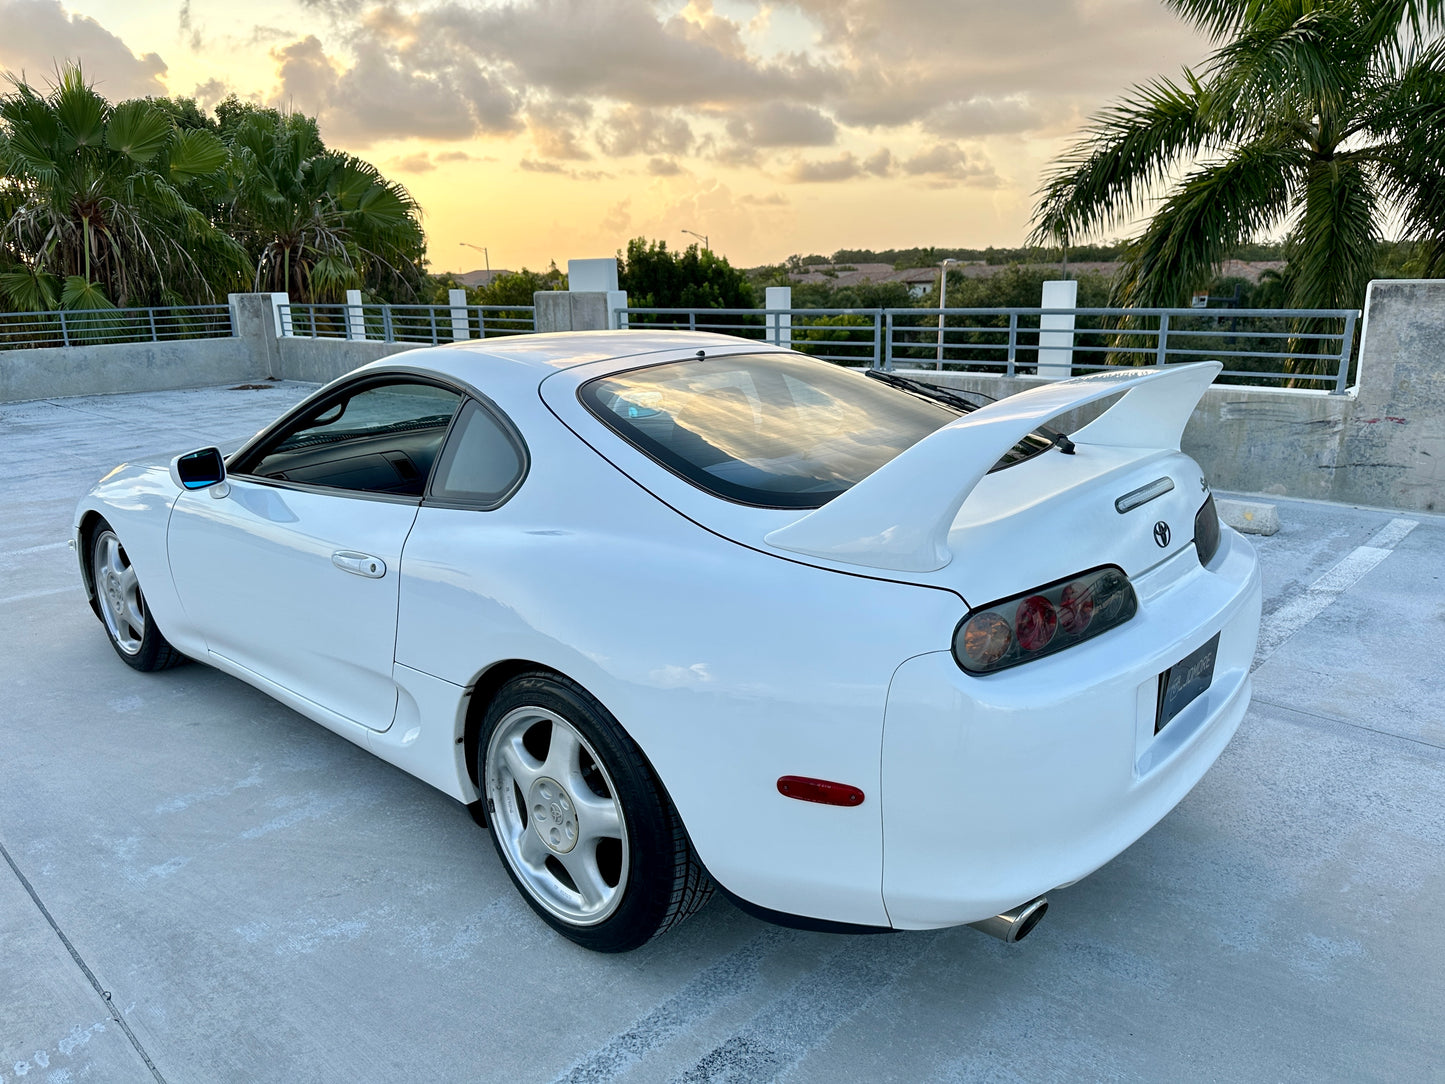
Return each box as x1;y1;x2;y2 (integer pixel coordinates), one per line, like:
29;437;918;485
459;242;489;272
937;258;957;365
680;228;709;251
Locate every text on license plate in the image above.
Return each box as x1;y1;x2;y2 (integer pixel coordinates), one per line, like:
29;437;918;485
1156;632;1220;734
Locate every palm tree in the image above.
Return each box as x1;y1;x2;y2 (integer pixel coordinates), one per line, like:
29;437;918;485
1032;0;1445;323
222;110;427;304
0;65;247;312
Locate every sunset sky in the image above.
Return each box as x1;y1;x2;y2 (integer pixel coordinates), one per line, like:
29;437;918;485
0;0;1210;273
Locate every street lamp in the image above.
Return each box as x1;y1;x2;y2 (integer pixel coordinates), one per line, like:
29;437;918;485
937;258;957;365
459;242;489;272
680;228;709;251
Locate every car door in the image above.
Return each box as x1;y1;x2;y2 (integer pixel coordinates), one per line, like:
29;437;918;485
167;377;464;732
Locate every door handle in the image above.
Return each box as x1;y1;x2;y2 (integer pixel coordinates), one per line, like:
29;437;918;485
331;551;386;578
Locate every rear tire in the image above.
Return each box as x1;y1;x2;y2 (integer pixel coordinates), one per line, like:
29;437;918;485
479;672;711;952
89;519;185;672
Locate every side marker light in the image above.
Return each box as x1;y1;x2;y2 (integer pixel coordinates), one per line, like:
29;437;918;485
777;776;865;807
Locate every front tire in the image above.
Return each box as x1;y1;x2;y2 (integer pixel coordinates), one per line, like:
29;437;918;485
479;672;711;952
89;520;184;672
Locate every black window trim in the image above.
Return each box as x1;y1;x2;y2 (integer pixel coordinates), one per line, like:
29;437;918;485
225;369;528;508
422;395;531;511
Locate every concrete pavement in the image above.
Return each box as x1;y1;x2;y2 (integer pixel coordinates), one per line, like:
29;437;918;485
2;383;1442;1083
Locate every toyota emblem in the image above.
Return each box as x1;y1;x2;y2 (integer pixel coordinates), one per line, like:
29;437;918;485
1153;521;1172;548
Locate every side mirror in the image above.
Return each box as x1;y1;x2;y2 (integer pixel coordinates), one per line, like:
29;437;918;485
169;447;228;495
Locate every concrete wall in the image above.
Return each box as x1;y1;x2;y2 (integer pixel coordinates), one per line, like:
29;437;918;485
0;335;258;403
274;336;419;385
1333;280;1445;511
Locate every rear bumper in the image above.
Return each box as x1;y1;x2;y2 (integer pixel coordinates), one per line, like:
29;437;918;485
880;527;1262;929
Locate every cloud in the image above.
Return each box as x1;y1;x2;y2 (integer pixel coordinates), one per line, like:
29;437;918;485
425;0;841;108
272;32;521;147
191;79;234;111
785;147;893;183
0;0;167;99
725;101;837;148
647;157;683;176
862;148;893;176
178;0;202;51
773;0;1206;131
900;142;1003;188
526;98;593;161
925;95;1047;138
389;152;436;173
520;158;612;181
740;192;790;207
787;152;867;183
597;106;694;157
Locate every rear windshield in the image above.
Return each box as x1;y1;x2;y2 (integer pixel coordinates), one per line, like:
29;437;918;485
581;353;966;508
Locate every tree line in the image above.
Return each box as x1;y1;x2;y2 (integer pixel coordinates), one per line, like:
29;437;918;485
0;65;427;314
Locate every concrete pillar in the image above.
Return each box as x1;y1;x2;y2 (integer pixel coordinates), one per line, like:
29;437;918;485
345;289;365;341
269;292;291;338
565;259;628;329
533;292;616;332
229;293;286;379
449;288;470;341
765;286;792;347
1037;279;1077;380
567;259;618;292
1337;279;1445;511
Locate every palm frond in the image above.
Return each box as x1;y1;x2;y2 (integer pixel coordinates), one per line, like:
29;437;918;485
1112;138;1303;308
1030;72;1212;244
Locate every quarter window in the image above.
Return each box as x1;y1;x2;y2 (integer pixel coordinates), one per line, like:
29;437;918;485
428;399;527;505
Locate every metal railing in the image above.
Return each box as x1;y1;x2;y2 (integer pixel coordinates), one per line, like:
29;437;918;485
620;305;1361;392
0;304;233;351
619;307;883;367
281;303;536;343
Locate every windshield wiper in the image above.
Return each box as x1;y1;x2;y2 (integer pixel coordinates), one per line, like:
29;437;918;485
864;369;1075;455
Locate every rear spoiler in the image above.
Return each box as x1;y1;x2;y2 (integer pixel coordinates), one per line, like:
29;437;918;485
764;362;1220;573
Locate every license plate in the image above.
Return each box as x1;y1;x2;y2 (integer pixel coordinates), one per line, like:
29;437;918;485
1156;633;1220;734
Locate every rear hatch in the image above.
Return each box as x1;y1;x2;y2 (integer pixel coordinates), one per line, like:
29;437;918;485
542;352;1221;608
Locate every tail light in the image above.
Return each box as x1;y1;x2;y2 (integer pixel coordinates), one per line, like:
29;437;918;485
952;566;1138;674
1194;493;1221;566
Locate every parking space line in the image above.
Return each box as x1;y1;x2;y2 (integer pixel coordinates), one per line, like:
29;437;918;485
554;927;795;1083
0;586;73;605
1253;517;1418;670
0;840;169;1084
1;541;69;557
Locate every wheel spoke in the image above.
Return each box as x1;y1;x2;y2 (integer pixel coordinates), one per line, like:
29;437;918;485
102;536;123;578
499;734;541;791
573;790;622;845
541;723;581;782
516;823;550;870
559;848;610;908
122;597;145;634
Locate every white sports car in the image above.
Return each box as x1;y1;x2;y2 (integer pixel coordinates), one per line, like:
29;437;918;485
75;330;1261;952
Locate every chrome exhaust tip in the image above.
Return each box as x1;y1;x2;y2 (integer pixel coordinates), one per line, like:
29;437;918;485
968;895;1048;944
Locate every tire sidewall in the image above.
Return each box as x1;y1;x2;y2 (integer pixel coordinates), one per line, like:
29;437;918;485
89;519;170;672
479;673;678;953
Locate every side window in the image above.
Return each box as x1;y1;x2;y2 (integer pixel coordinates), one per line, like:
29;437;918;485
244;381;462;496
428;399;526;506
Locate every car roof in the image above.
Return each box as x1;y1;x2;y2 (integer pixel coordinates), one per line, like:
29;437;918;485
358;330;788;386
